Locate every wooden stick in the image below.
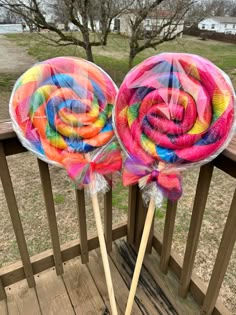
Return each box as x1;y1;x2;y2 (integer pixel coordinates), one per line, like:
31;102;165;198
125;198;156;315
89;189;118;315
85;153;117;315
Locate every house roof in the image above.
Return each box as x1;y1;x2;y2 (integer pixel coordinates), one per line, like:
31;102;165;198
210;16;236;24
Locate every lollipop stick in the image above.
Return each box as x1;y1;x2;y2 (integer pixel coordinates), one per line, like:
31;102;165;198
85;154;118;315
89;189;118;315
125;198;156;315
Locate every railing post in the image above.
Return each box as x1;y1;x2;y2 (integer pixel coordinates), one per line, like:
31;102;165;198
0;278;6;300
201;188;236;315
0;143;35;288
104;188;113;253
37;159;64;275
179;164;214;298
160;200;178;274
75;189;89;264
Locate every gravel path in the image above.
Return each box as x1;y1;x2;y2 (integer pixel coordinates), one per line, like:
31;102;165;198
0;35;36;120
0;34;36;73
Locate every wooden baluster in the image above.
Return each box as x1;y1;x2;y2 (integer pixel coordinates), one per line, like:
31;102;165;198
201;188;236;315
75;189;89;263
37;159;64;275
0;278;6;300
160;200;178;274
104;188;113;253
0;143;35;288
179;164;214;298
133;187;154;254
127;185;138;245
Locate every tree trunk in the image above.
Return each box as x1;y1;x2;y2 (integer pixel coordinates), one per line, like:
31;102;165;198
128;49;136;69
90;17;95;33
85;44;94;62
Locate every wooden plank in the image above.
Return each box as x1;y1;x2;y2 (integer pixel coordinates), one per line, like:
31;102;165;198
201;188;236;315
36;268;75;315
0;278;6;300
144;245;200;315
38;159;64;275
0;299;7;315
160;200;178;274
88;248;142;315
0;121;15;139
75;189;88;264
104;189;112;253
127;185;138;245
212;154;236;178
0;143;35;288
0;222;127;287
6;280;41;315
63;259;106;314
152;233;231;315
111;239;177;315
3;137;27;156
179;164;214;298
222;134;236;162
2;120;235;162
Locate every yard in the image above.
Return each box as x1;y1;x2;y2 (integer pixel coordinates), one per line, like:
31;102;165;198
0;33;236;312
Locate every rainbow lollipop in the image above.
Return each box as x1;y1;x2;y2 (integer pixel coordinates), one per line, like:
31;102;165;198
114;53;236;315
10;56;121;315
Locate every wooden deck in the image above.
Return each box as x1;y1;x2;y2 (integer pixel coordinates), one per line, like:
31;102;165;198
0;239;200;315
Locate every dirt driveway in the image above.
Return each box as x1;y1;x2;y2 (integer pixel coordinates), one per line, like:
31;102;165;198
0;34;35;73
0;34;36;120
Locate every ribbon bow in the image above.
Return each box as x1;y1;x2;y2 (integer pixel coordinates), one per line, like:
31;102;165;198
123;157;182;201
62;142;122;190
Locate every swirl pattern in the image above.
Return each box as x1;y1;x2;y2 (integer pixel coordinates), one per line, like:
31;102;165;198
10;57;121;188
115;53;235;167
10;57;117;163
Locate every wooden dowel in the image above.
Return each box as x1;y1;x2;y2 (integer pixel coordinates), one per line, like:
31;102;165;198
160;200;178;274
0;278;6;300
201;188;236;315
0;143;35;288
134;187;154;254
104;188;113;253
90;190;118;315
37;159;64;275
179;164;214;298
127;185;138;245
75;188;89;264
125;198;156;315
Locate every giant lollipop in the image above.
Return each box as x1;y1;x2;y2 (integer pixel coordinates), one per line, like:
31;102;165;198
114;53;236;315
10;56;121;315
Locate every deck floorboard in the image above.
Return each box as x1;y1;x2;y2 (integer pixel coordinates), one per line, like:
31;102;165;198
2;239;181;315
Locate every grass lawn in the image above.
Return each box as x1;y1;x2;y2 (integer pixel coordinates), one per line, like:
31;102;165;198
1;33;236;312
5;32;236;86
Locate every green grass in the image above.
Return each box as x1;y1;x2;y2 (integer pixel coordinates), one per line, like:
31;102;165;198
0;73;18;90
54;194;65;204
5;33;236;87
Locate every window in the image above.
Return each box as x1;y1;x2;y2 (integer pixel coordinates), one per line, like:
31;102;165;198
225;24;227;28
202;24;205;29
146;19;151;26
233;24;235;28
211;24;215;29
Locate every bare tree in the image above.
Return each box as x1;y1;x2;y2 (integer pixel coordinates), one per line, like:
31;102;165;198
0;0;132;62
126;0;194;68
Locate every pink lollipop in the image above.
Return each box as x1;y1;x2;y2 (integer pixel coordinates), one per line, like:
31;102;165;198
114;53;236;315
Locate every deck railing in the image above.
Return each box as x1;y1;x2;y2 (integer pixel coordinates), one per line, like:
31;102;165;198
0;120;236;315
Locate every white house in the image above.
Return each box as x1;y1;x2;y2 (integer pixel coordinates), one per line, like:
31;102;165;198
198;16;236;35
